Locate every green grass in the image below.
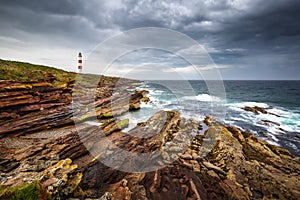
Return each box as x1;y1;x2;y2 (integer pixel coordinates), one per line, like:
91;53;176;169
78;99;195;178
0;59;125;87
0;59;74;84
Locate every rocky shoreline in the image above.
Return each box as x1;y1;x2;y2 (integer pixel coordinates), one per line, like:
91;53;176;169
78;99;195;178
0;70;300;199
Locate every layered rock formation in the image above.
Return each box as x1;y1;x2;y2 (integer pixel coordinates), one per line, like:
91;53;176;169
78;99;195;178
0;80;73;135
1;109;299;199
0;62;299;199
0;77;149;136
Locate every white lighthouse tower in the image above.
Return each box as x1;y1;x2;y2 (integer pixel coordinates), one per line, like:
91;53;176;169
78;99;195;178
78;52;82;73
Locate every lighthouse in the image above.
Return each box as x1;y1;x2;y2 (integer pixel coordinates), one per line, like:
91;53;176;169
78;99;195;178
78;52;82;73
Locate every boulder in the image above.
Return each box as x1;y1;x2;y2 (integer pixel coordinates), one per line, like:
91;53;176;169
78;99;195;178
243;106;268;114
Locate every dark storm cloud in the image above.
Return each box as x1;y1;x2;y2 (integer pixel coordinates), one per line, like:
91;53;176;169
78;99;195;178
1;0;80;15
0;0;110;46
211;0;300;49
113;0;300;79
0;0;299;79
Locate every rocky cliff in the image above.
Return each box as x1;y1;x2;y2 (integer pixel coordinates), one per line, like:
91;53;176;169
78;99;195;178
0;60;299;200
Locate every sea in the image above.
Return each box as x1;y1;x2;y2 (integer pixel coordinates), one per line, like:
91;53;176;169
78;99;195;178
120;80;300;157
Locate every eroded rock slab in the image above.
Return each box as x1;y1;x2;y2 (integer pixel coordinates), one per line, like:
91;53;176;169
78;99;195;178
1;108;300;200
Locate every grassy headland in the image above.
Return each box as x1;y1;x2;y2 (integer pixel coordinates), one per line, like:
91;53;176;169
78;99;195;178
0;59;125;87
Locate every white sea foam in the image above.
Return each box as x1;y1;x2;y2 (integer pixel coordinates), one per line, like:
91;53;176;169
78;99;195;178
85;121;102;126
267;126;285;135
281;125;300;133
234;125;245;132
264;139;280;146
224;120;235;124
182;93;222;102
229;117;245;121
268;107;289;116
227;101;270;110
140;102;153;108
227;106;244;112
226;100;300;134
180;112;204;121
240;113;255;121
280;112;300;133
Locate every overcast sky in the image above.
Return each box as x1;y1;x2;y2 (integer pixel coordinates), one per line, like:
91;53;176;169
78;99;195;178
0;0;299;80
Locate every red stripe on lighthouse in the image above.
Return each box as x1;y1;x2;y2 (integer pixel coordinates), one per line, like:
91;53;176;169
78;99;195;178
78;52;82;73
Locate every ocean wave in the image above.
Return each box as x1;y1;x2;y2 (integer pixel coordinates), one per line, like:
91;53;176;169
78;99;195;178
227;101;270;109
182;93;222;102
266;126;285;136
263;139;280;146
227;101;300;134
143;82;300;138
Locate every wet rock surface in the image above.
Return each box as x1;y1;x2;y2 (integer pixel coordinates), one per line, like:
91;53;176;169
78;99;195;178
242;105;280;117
0;76;299;199
243;106;268;114
1;108;299;199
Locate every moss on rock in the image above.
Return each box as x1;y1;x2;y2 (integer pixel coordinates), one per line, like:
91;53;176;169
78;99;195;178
118;119;129;129
0;181;51;200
